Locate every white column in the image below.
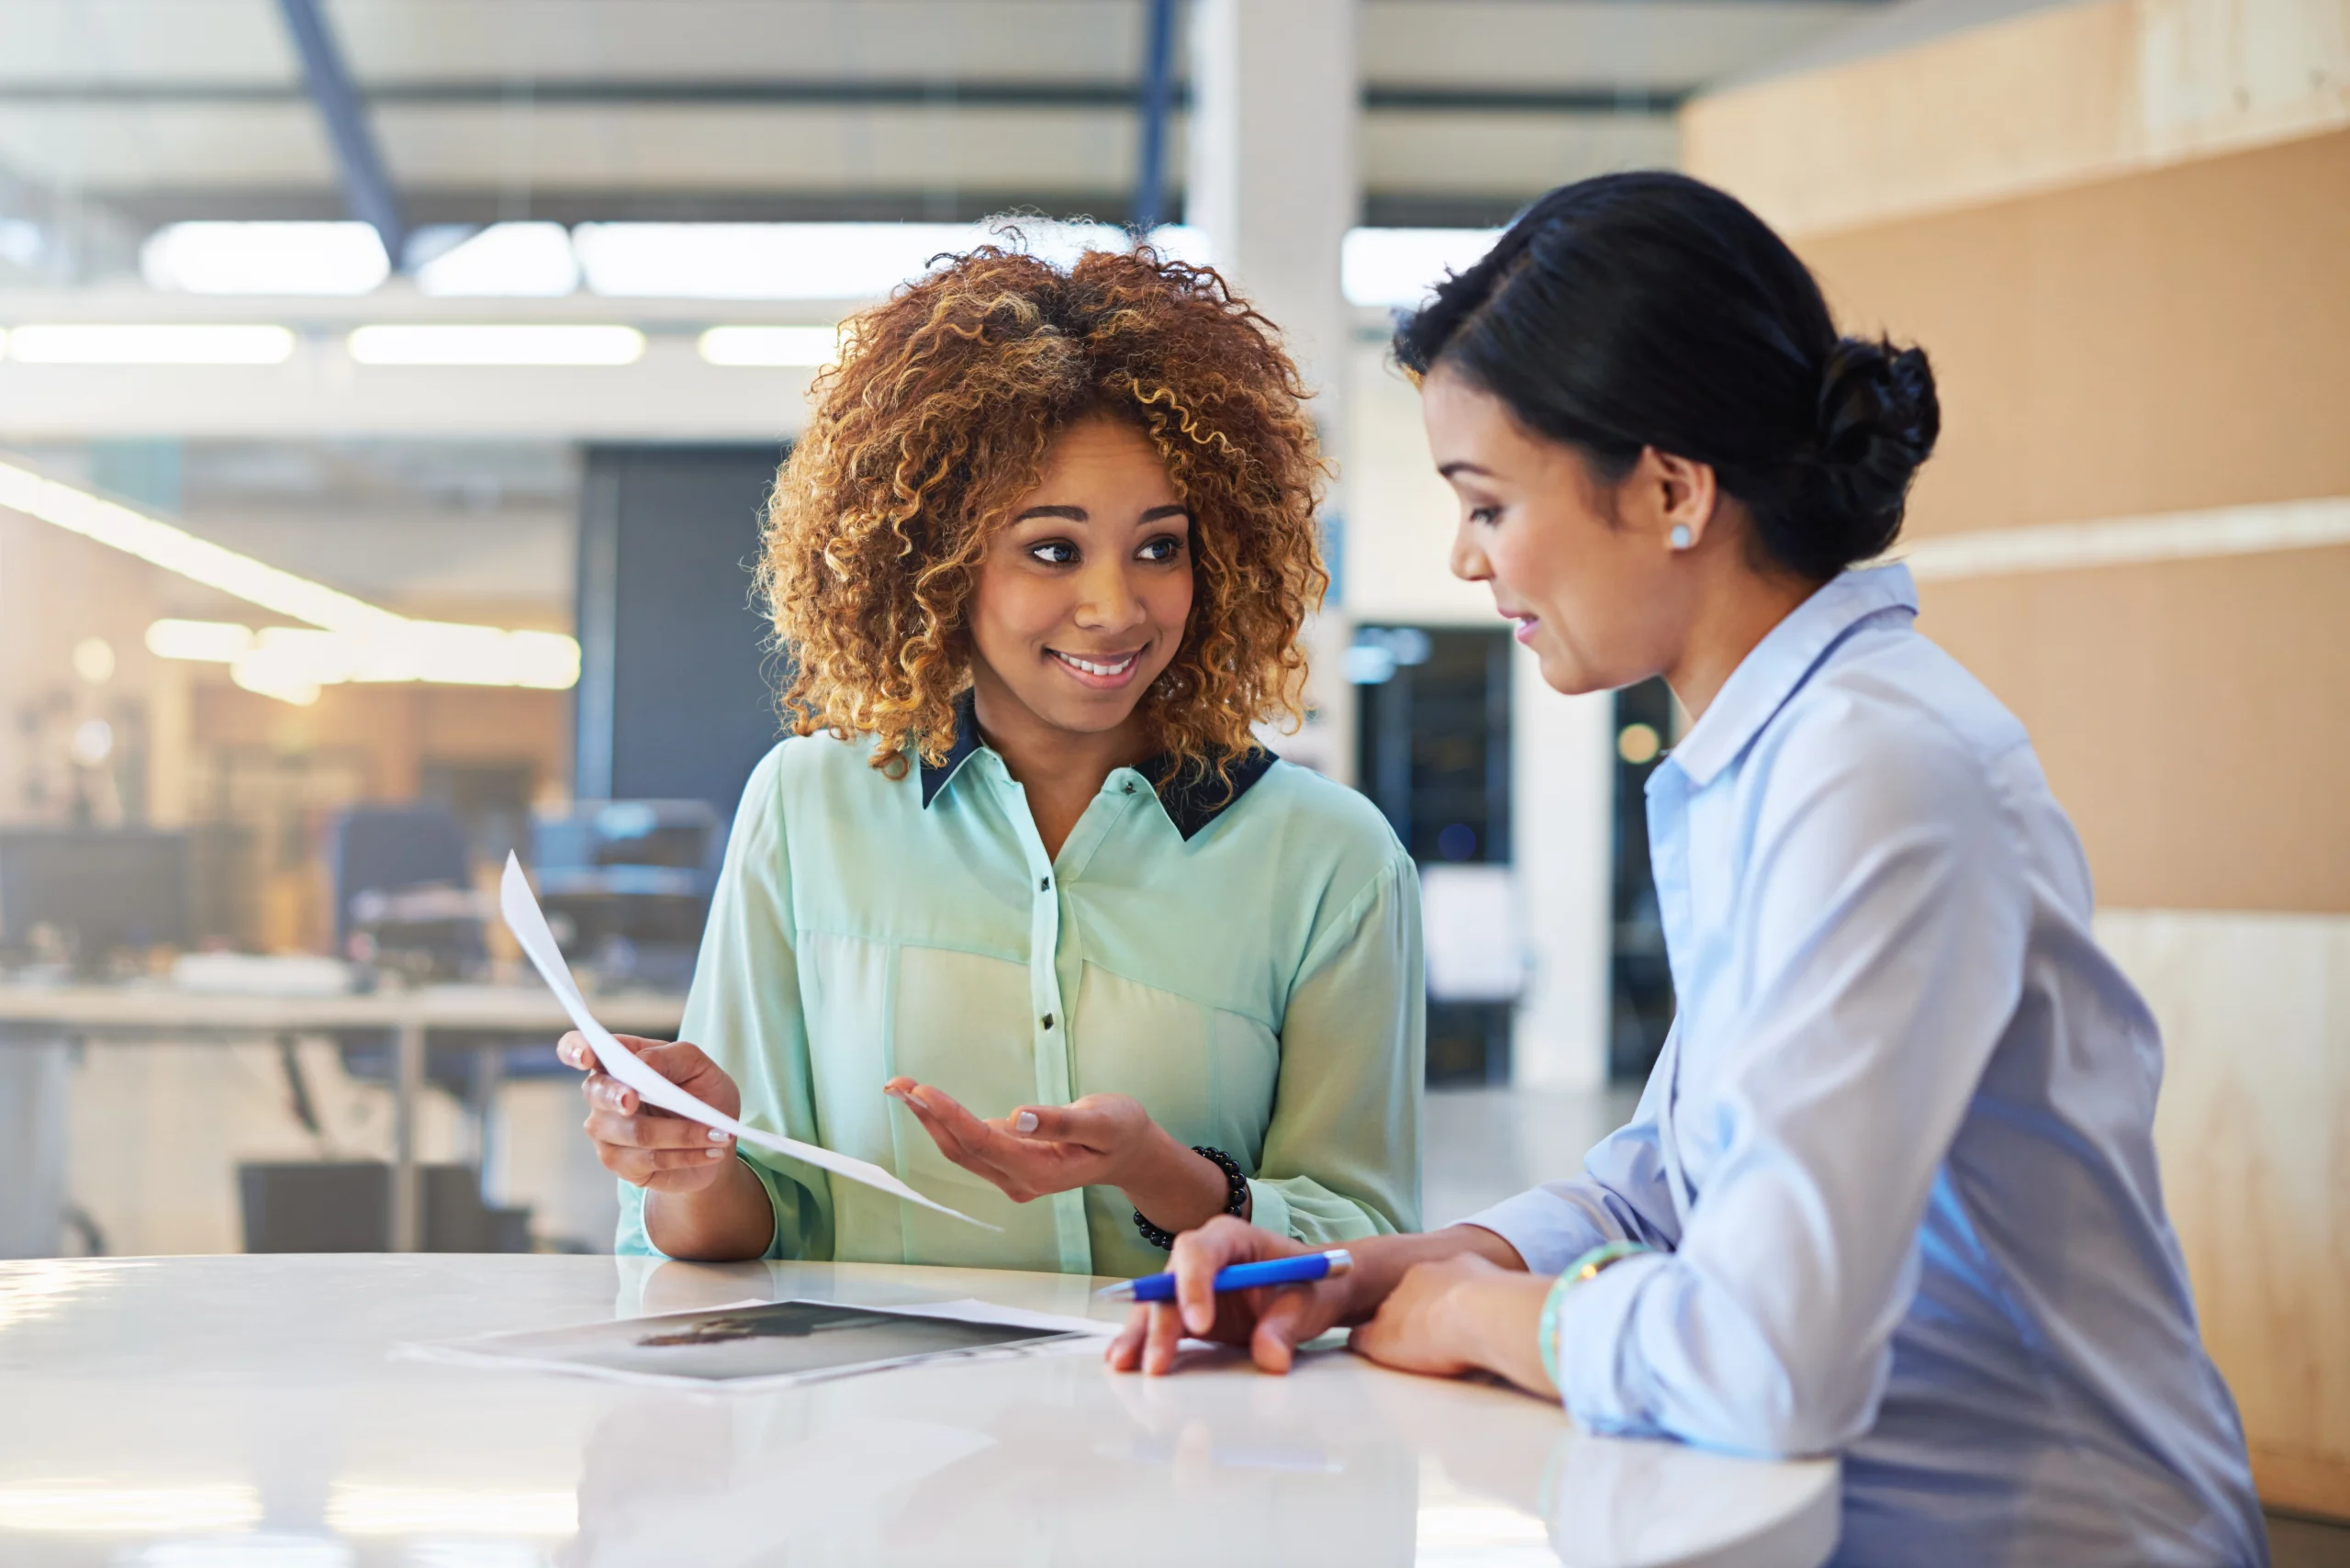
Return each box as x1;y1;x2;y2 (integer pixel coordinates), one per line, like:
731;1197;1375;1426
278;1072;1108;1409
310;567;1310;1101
1187;0;1360;780
1511;655;1616;1090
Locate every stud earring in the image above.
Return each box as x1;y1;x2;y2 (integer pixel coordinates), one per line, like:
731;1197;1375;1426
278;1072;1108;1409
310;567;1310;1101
1670;524;1694;550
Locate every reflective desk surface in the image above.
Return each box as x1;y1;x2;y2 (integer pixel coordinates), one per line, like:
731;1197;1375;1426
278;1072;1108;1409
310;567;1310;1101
0;1254;1839;1568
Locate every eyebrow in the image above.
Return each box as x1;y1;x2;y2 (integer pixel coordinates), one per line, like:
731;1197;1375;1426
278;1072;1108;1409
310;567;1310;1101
1437;461;1497;479
1012;503;1192;524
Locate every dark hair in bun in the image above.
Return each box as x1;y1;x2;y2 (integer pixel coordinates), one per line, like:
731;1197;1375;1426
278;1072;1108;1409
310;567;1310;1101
1394;171;1940;581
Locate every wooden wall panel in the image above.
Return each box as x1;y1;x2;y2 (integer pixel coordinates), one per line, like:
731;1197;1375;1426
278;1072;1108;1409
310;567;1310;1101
1683;0;2350;241
1797;129;2350;542
2105;909;2350;1518
1915;544;2350;913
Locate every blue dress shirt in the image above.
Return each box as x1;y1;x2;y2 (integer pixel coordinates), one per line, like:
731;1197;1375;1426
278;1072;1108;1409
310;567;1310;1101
1468;565;2266;1566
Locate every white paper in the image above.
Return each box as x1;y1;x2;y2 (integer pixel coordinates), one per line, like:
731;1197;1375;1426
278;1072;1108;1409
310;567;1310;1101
500;853;996;1229
878;1297;1120;1338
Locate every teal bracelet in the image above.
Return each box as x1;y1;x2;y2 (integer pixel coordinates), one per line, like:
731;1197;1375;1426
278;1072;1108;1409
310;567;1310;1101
1537;1239;1653;1394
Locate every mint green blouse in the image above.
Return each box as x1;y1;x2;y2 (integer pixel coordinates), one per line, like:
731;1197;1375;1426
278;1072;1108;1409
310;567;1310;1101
615;706;1425;1279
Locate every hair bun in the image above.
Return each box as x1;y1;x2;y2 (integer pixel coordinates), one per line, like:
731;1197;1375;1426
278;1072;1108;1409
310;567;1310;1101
1791;337;1941;577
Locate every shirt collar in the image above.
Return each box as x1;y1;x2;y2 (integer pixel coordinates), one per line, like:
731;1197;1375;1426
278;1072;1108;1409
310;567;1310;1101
919;689;1278;842
1662;562;1919;790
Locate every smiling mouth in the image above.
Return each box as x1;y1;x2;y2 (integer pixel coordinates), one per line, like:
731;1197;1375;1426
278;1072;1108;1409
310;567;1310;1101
1047;647;1145;687
1498;607;1541;643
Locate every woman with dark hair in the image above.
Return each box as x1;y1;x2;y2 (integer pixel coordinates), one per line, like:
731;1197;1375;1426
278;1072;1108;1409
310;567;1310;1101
558;241;1421;1278
1110;174;2265;1566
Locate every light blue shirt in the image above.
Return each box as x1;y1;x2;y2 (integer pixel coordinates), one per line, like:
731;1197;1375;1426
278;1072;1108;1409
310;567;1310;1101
1469;565;2265;1566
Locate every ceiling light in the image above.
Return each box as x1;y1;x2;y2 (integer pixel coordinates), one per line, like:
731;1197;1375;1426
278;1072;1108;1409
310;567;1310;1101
1341;228;1505;308
146;619;257;662
0;456;579;707
574;220;1193;301
73;635;117;683
698;325;839;366
142;221;389;296
415;221;581;297
0;1483;263;1534
6;323;296;364
346;324;645;365
0;457;397;633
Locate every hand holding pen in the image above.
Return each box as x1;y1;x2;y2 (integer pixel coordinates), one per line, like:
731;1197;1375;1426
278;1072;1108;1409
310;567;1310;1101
1103;1217;1368;1376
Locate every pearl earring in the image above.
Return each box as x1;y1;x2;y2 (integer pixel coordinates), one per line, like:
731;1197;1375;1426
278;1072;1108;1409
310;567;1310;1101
1670;524;1694;550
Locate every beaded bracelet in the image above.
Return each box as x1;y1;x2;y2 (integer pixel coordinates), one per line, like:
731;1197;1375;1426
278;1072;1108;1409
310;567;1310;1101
1538;1239;1653;1394
1134;1145;1248;1249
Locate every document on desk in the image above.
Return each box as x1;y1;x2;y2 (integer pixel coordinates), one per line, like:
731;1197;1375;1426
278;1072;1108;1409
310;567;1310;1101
403;1295;1108;1392
499;853;996;1229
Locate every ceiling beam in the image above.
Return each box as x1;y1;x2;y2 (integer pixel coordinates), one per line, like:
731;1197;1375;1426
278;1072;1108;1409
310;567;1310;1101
273;0;407;263
0;75;1692;115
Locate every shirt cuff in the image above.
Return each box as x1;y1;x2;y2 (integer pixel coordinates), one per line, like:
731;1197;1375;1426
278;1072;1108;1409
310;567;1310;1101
1247;1178;1292;1242
1554;1248;1670;1435
1459;1187;1613;1276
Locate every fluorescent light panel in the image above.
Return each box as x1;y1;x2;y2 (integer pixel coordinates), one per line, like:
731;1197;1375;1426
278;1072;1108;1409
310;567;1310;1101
1340;228;1505;308
415;221;581;297
698;325;838;366
142;221;389;296
146;619;255;662
6;324;295;364
0;458;396;633
346;324;644;365
0;456;578;704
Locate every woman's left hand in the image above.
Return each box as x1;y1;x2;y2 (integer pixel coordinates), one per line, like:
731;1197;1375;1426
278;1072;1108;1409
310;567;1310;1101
1348;1252;1559;1397
883;1079;1244;1233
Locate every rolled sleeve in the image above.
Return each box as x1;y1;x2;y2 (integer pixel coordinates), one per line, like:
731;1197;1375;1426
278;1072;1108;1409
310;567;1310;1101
1556;1250;1675;1436
1462;1059;1684;1273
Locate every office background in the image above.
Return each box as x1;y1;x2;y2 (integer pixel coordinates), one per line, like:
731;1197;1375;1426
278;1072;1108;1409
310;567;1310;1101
0;0;2340;1536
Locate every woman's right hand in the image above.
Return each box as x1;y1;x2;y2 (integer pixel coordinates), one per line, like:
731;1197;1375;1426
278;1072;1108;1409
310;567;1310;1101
1105;1216;1368;1376
1103;1220;1532;1378
559;1031;743;1193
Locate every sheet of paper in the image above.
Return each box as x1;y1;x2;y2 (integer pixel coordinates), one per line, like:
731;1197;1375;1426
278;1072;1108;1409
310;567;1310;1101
499;853;996;1229
878;1297;1120;1338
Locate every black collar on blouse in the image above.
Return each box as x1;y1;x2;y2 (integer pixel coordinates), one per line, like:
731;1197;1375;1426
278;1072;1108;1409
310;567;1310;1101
919;689;1277;842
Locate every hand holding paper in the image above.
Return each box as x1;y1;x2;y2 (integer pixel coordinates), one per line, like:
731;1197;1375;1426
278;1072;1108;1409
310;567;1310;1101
501;853;995;1229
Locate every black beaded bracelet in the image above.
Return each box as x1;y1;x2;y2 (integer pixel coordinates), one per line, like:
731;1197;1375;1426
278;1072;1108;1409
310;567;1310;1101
1134;1146;1249;1250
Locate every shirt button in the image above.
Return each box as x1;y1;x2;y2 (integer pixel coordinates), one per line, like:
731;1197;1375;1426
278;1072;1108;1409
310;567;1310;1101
1041;1014;1055;1030
1039;876;1051;891
1123;781;1136;794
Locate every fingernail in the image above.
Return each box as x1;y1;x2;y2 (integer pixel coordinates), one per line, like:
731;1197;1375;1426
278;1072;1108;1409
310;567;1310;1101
708;1128;729;1143
1013;1111;1038;1134
706;1148;724;1159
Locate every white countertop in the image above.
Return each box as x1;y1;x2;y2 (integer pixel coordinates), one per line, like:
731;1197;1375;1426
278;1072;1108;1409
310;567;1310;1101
0;1254;1839;1568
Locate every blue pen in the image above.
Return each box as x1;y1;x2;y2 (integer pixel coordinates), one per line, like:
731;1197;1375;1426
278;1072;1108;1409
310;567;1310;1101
1096;1249;1353;1302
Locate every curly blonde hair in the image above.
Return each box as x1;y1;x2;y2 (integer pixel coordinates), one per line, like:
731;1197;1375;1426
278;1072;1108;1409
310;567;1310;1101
758;241;1329;785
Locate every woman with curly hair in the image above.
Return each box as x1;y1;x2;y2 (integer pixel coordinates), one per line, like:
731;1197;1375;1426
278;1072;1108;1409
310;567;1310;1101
558;241;1423;1276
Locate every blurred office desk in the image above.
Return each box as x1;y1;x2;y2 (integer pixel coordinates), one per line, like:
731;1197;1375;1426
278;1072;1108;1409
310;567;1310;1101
0;1254;1840;1568
0;981;687;1250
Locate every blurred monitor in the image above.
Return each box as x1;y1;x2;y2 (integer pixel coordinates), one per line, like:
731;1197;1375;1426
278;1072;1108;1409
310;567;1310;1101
532;801;720;991
329;805;486;979
238;1160;531;1253
0;829;191;972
